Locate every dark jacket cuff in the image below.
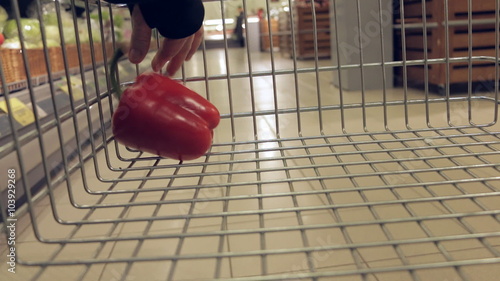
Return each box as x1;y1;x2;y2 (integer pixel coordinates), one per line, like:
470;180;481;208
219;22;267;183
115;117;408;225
139;0;204;39
106;0;204;39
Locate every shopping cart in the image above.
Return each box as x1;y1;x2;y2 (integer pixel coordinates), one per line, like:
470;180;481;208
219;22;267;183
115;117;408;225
1;0;500;280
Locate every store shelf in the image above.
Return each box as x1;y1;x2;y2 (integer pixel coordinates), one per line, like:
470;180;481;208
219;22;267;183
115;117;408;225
394;0;500;89
0;54;145;221
280;5;331;59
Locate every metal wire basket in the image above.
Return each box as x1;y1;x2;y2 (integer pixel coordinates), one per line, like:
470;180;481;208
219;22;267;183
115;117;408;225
1;0;500;280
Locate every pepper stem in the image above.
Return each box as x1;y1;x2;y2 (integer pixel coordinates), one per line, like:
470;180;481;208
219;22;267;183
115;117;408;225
110;48;125;100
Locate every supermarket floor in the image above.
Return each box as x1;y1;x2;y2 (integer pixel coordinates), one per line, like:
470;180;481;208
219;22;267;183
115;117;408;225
1;47;500;281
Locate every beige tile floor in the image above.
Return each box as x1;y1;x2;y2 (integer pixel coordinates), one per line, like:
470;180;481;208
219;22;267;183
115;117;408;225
1;47;500;281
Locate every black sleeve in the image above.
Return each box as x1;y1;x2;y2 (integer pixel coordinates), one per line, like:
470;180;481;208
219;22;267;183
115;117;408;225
106;0;205;39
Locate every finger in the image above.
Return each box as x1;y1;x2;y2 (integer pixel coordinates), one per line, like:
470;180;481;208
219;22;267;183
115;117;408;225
166;36;194;76
129;5;152;64
151;38;185;72
186;27;204;61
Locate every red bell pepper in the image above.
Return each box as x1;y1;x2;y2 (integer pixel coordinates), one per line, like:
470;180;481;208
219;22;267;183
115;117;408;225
110;49;220;162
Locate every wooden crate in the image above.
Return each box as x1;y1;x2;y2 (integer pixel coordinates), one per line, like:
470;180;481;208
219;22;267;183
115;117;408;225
395;0;500;89
0;48;47;84
0;42;114;91
260;18;280;51
279;5;331;59
279;11;292;56
296;5;330;58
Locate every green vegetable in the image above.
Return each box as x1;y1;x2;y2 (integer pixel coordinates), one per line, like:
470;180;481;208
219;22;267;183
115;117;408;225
45;39;59;48
113;14;124;28
0;6;8;32
114;28;124;42
1;38;21;49
90;10;110;22
41;9;79;44
44;25;61;43
43;10;73;27
3;19;41;43
0;6;7;22
43;23;77;44
76;19;90;43
77;18;102;43
63;26;76;44
1;37;41;49
43;13;58;26
90;19;102;43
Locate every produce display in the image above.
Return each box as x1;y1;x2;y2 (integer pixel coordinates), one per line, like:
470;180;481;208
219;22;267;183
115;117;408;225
0;3;126;49
1;2;220;161
3;14;93;49
0;3;129;88
295;0;329;7
0;5;6;34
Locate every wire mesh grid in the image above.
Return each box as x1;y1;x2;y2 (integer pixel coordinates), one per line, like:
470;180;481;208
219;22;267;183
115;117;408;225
1;0;500;280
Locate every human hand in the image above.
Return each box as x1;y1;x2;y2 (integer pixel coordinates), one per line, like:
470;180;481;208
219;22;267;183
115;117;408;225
127;5;204;76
